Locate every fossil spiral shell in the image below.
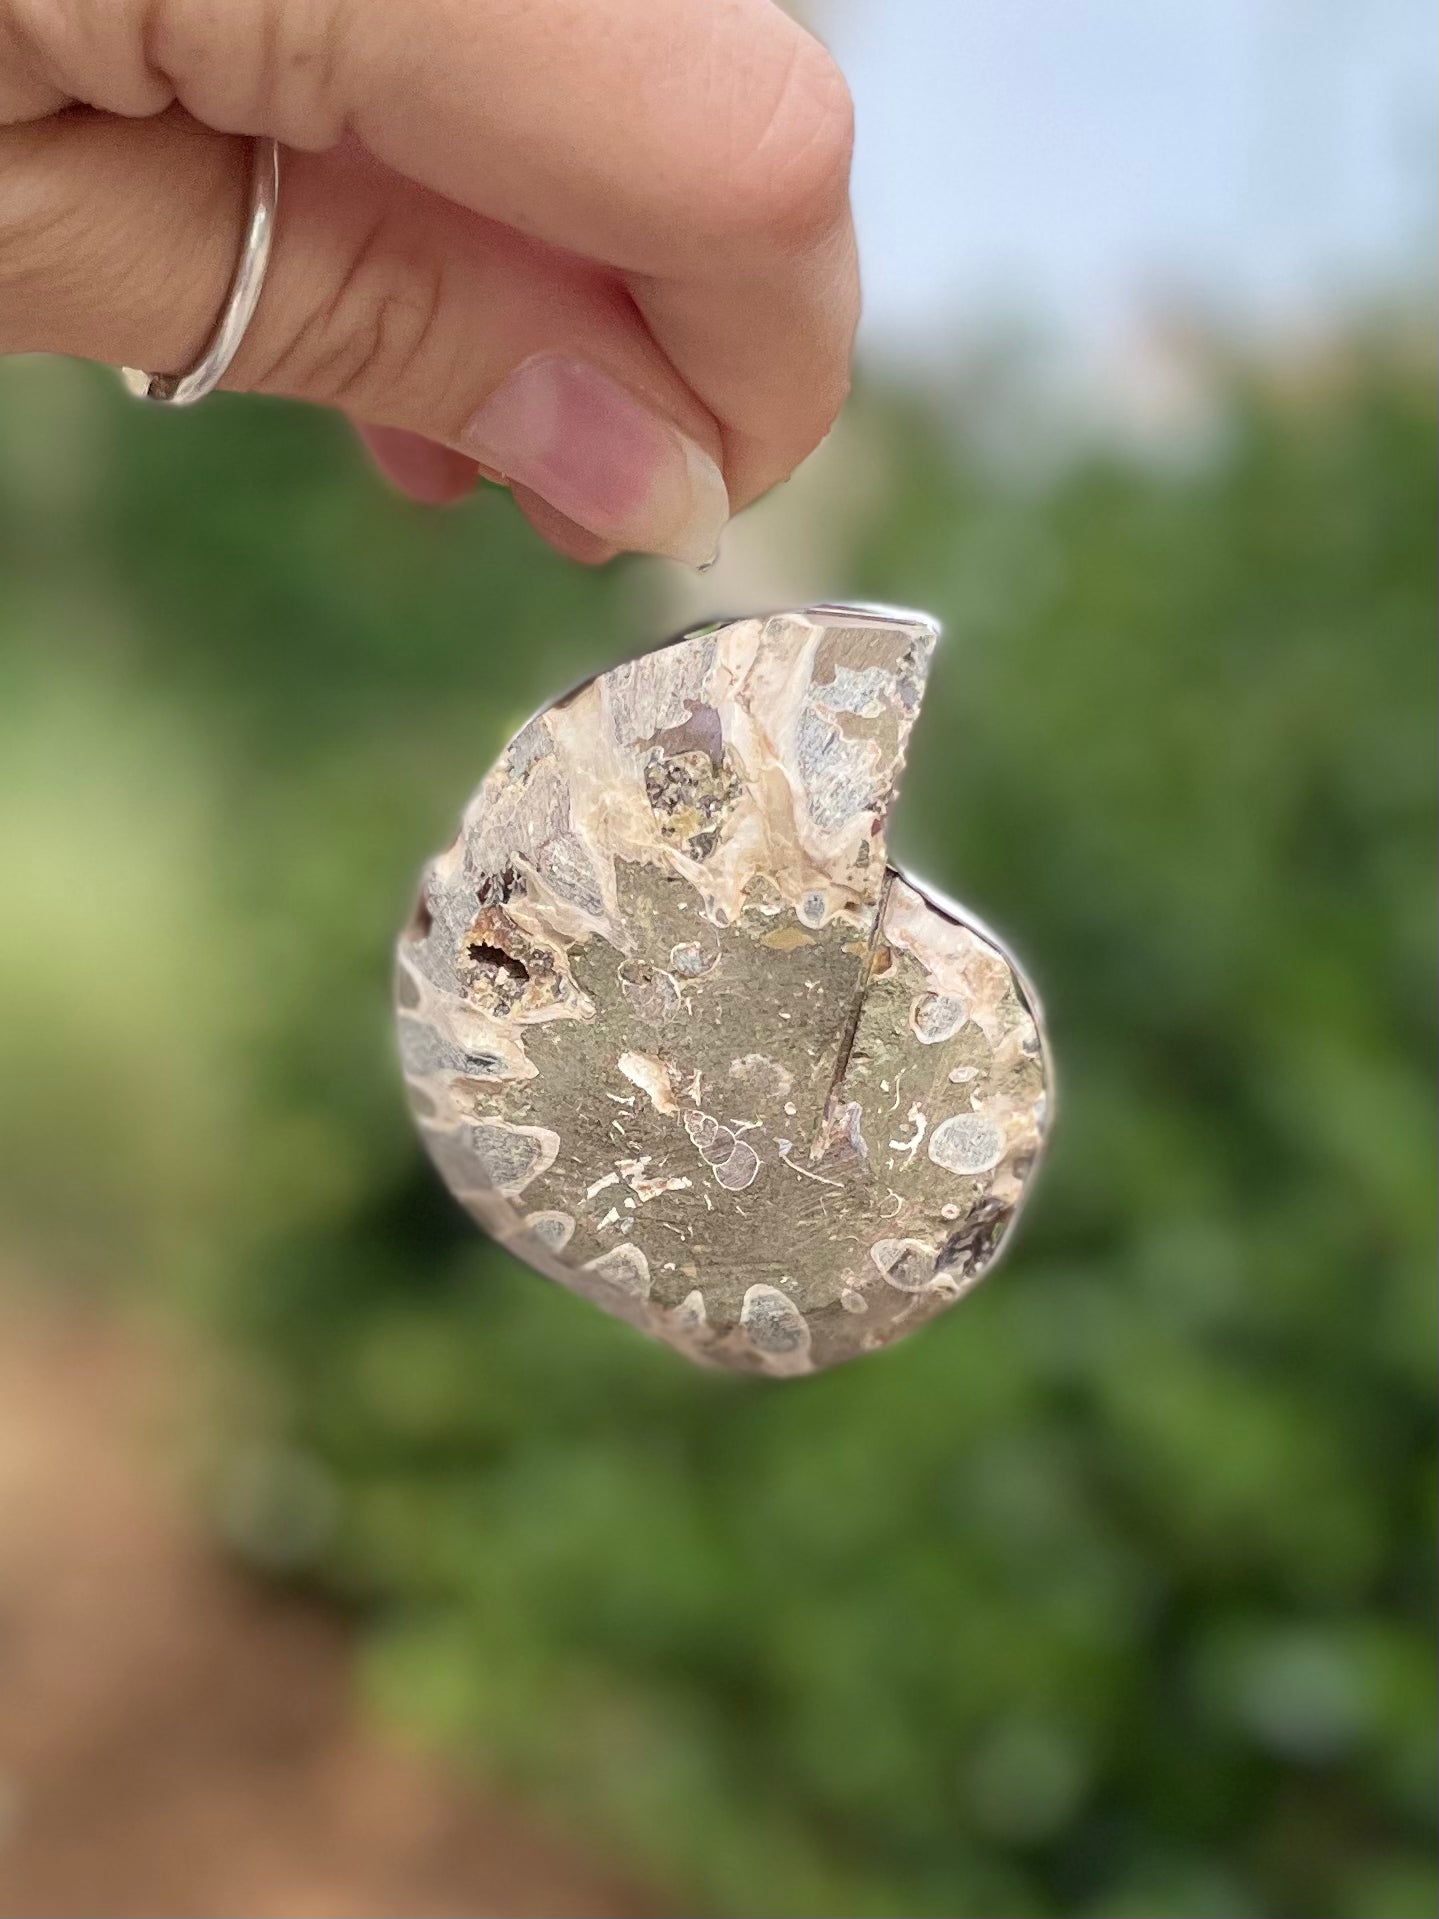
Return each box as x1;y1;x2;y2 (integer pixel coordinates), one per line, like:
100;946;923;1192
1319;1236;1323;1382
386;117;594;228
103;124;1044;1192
397;605;1051;1375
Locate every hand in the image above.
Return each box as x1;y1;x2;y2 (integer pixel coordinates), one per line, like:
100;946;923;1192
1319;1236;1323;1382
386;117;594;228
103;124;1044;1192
0;0;857;564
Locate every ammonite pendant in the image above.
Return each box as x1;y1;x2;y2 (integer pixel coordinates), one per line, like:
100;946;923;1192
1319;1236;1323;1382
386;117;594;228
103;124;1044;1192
396;605;1051;1376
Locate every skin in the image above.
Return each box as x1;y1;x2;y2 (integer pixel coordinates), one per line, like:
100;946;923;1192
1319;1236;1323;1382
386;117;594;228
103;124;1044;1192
0;0;859;564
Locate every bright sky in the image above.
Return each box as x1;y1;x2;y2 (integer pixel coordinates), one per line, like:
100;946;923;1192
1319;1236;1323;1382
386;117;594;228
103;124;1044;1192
822;0;1434;363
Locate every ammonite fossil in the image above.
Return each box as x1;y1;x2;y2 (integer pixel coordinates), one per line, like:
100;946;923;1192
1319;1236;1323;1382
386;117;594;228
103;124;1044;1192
397;605;1051;1376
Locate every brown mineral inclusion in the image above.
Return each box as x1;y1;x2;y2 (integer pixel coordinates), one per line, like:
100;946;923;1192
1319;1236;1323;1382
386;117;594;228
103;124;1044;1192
396;605;1051;1376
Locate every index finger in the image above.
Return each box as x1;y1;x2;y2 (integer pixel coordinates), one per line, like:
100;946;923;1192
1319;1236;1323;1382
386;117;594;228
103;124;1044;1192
134;0;859;506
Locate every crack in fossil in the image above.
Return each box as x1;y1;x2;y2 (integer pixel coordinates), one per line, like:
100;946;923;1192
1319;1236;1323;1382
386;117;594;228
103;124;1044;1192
812;863;895;1163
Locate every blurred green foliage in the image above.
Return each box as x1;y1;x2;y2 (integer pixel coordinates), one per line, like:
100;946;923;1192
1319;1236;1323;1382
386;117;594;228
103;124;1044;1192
1;338;1434;1918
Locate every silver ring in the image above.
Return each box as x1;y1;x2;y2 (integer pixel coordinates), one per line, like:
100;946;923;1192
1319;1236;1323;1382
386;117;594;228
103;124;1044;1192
121;136;280;407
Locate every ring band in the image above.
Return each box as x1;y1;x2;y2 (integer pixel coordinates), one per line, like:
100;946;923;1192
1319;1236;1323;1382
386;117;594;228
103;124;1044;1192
122;136;281;407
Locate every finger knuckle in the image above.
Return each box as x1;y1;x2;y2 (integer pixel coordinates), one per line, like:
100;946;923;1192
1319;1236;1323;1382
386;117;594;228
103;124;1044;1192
4;0;171;114
147;0;352;144
712;34;854;253
245;213;448;411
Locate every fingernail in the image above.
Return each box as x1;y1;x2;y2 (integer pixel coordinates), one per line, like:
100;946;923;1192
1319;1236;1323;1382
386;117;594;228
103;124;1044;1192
462;356;728;566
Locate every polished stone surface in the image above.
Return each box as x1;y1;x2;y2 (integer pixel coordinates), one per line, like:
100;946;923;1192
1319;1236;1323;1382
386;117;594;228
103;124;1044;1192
397;606;1050;1375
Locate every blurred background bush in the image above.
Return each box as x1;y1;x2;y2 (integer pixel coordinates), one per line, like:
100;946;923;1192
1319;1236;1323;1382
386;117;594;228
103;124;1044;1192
1;5;1434;1916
